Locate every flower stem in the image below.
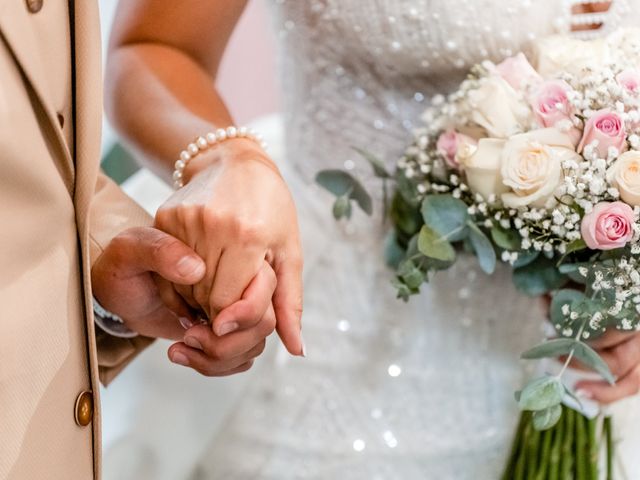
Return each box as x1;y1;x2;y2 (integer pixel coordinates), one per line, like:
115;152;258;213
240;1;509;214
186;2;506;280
605;416;614;480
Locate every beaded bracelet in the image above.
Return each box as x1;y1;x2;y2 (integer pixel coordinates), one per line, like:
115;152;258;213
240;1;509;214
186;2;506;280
172;126;267;189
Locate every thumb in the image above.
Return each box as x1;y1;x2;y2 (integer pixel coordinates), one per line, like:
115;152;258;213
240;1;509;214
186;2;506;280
273;253;304;356
113;227;205;285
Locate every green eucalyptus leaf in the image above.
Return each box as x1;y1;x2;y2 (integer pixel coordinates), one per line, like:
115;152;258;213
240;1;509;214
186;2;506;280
418;225;456;262
421;195;469;242
563;385;584;410
390;192;423;237
391;277;417;302
351;146;391;178
491;225;521;251
550;289;586;325
513;250;539;268
573;343;615;385
468;223;496;274
513;256;567;296
519;376;565;411
565;238;587;255
384;232;406;269
532;405;563;431
396;170;421;206
315;170;373;215
398;260;425;290
332;195;352;220
521;338;577;360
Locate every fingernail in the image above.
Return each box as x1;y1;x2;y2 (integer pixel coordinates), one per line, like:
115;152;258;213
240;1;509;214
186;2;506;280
176;256;205;278
576;389;594;399
184;336;203;350
300;334;307;358
216;322;239;336
179;317;193;330
171;351;189;366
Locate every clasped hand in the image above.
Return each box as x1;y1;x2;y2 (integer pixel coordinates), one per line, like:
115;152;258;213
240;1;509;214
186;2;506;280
92;142;304;376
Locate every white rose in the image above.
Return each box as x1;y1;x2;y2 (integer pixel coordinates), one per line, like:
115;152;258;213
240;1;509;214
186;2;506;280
468;76;532;139
607;150;640;206
532;35;610;77
501;128;579;209
463;138;508;200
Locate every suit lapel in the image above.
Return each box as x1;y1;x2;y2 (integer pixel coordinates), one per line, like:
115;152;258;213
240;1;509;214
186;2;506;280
0;0;75;188
71;1;104;476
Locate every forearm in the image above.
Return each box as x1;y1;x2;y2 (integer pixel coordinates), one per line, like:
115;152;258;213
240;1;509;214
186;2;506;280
105;43;236;182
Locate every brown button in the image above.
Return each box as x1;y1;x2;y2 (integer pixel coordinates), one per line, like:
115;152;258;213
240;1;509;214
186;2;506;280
74;391;94;427
25;0;43;13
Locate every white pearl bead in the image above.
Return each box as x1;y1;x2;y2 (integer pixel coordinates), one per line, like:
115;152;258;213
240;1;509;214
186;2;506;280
180;151;191;162
216;128;227;141
196;136;208;149
206;132;217;144
226;126;238;138
238;126;248;137
187;143;199;155
173;170;183;181
174;159;185;170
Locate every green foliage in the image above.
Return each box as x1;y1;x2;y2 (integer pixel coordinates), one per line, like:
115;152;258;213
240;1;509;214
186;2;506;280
421;195;469;242
550;289;586;326
533;405;563;431
332;195;352;220
351;147;391;178
513;256;567;296
397;260;425;290
390;192;423;239
521;338;577;360
518;376;564;412
571;343;615;385
384;232;406;269
468;223;496;274
418;225;456;262
315;169;373;215
513;250;539;268
491;225;521;251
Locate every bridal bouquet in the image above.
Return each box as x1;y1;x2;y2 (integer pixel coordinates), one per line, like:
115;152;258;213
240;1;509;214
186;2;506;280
317;29;640;479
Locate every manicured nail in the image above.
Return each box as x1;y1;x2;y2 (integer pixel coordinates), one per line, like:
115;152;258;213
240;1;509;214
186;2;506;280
176;256;205;278
301;334;307;357
576;389;594;399
179;317;193;330
171;351;189;366
184;336;203;350
216;322;239;336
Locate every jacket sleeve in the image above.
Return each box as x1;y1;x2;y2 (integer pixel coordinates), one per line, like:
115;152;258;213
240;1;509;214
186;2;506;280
88;171;155;386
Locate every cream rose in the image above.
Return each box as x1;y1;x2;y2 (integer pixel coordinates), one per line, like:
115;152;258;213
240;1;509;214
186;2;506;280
532;35;610;77
607;150;640;206
500;128;580;208
468;76;532;139
463;138;508;200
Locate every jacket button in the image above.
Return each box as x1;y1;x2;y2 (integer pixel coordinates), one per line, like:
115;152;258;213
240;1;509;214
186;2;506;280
25;0;43;13
74;391;94;427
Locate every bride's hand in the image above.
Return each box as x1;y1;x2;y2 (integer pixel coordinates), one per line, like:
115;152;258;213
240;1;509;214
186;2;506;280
542;294;640;403
574;330;640;404
154;139;304;356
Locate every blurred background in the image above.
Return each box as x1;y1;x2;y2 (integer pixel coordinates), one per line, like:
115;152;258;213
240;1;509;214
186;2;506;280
97;2;282;479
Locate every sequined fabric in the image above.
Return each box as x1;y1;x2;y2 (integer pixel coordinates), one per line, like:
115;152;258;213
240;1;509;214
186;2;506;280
191;2;639;479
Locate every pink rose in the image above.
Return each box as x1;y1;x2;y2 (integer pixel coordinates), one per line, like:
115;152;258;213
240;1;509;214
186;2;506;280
436;130;477;169
581;201;635;250
494;53;543;91
617;68;640;94
531;80;572;128
578;109;627;159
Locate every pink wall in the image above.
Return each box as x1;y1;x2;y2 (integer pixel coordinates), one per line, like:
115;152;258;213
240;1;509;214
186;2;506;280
217;1;280;124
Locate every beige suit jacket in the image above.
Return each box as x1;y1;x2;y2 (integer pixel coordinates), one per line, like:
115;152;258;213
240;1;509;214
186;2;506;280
0;1;153;478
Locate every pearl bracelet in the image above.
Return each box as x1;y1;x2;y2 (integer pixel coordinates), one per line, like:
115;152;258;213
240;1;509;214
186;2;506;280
172;126;267;189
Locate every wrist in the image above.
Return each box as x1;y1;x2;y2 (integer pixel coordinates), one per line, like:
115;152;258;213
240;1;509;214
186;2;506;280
173;126;270;188
182;138;273;184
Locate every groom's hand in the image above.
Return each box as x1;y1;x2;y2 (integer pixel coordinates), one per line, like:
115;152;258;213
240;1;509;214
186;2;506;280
92;226;277;376
92;226;206;341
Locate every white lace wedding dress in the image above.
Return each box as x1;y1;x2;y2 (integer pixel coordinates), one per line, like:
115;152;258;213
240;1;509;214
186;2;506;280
190;1;640;478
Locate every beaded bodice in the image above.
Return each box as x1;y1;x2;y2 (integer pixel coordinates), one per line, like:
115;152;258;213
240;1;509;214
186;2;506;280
271;0;635;184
